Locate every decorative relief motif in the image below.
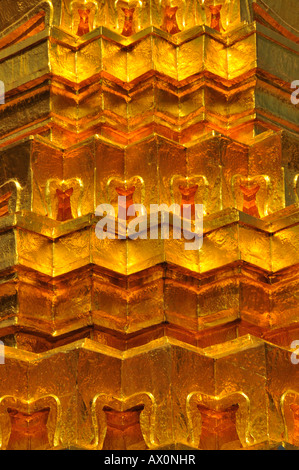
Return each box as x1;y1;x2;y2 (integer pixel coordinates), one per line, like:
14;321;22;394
64;0;98;35
61;0;242;35
106;176;145;219
115;185;136;221
77;8;91;35
209;4;222;31
178;184;198;219
186;391;251;450
56;187;74;221
45;178;84;220
91;393;157;450
0;396;61;450
231;175;271;218
197;403;241;449
0;0;298;452
161;5;181;34
102;404;147;450
171;175;209;216
239;183;260;218
121;6;135;36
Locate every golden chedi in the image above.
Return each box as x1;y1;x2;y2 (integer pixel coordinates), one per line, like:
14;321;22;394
0;0;298;450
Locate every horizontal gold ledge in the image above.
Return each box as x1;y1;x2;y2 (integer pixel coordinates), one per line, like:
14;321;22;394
0;334;269;362
0;110;298;150
1;309;298;352
1;21;298;90
1;206;299;278
3;68;292;99
1;259;299;344
0;206;294;239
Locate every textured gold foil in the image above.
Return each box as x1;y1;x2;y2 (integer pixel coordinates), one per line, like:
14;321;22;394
0;0;298;450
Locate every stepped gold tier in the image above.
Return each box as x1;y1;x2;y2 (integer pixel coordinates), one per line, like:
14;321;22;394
0;0;298;450
0;21;298;146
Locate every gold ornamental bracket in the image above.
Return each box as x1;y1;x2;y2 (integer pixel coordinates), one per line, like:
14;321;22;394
1;0;299;38
186;391;252;449
62;0;144;35
0;0;245;39
231;174;271;218
91;392;158;449
45;178;84;220
115;1;143;36
68;0;99;35
63;0;241;35
105;175;145;217
0;395;61;450
170;174;209;216
199;0;241;31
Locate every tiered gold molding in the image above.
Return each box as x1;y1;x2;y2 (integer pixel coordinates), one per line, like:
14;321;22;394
1;19;298;146
0;0;298;450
